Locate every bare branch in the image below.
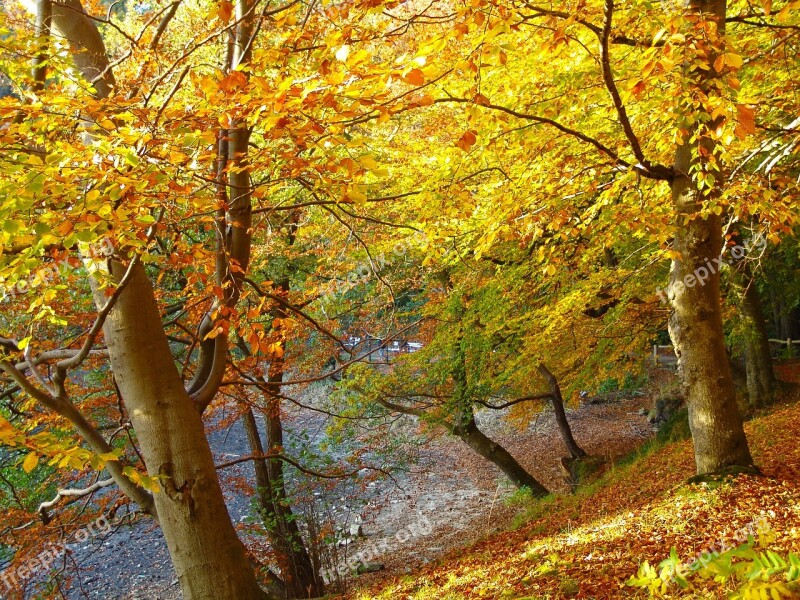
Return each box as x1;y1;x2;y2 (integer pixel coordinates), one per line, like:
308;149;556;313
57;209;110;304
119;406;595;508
215;452;390;479
37;478;115;523
435;97;673;181
475;392;553;409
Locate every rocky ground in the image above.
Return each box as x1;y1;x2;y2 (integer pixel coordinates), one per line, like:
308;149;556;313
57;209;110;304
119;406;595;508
45;377;658;600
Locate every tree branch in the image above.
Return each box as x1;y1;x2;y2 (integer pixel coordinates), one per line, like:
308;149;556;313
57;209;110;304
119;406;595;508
598;0;659;175
435;97;673;181
475;392;553;409
37;478;114;523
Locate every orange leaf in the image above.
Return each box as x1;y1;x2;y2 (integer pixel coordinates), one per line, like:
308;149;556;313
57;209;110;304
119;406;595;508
456;130;478;151
736;104;756;138
218;0;233;22
403;68;426;86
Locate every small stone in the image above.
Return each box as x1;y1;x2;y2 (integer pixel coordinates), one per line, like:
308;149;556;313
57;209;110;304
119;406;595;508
355;562;384;574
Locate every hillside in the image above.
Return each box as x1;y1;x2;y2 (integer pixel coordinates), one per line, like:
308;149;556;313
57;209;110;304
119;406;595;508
348;365;800;599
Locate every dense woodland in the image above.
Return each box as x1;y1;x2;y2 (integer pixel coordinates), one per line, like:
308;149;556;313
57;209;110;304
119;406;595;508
0;0;799;597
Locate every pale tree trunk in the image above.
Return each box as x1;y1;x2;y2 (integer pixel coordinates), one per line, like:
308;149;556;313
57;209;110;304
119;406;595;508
667;0;752;475
48;1;273;597
92;263;270;600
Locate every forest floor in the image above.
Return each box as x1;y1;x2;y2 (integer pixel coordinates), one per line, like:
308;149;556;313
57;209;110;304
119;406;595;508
345;361;800;599
63;361;800;600
65;368;658;600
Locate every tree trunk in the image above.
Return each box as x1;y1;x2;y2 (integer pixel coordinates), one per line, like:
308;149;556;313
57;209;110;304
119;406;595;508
92;262;270;600
537;364;586;459
447;314;549;494
733;269;775;407
264;284;325;598
242;403;323;599
667;0;752;475
453;416;549;496
48;1;271;595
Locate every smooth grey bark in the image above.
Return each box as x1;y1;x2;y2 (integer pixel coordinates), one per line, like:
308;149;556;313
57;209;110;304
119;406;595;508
49;0;274;597
91;262;270;600
667;0;753;474
51;0;115;97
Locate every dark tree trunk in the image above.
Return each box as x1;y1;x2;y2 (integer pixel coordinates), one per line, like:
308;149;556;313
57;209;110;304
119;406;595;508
235;315;322;597
258;280;323;599
241;408;321;598
537;364;586;459
453;416;549;496
733;271;775;407
448;325;549;495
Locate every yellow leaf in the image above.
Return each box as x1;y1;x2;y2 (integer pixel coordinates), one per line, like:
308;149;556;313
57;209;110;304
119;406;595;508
360;155;380;170
724;53;743;69
23;451;39;473
346;189;368;203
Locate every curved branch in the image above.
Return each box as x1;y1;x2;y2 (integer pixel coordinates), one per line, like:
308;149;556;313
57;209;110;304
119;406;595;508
0;360;157;518
50;0;116;97
475;392;553;409
215;452;390;479
599;0;654;173
435;97;673;181
37;477;114;523
243;277;347;350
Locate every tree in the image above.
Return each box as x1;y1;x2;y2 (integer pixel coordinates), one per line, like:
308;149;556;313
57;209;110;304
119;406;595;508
362;0;797;475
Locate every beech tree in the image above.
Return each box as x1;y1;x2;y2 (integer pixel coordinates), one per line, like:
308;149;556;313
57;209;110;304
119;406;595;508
362;0;798;475
0;0;469;595
1;0;276;597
